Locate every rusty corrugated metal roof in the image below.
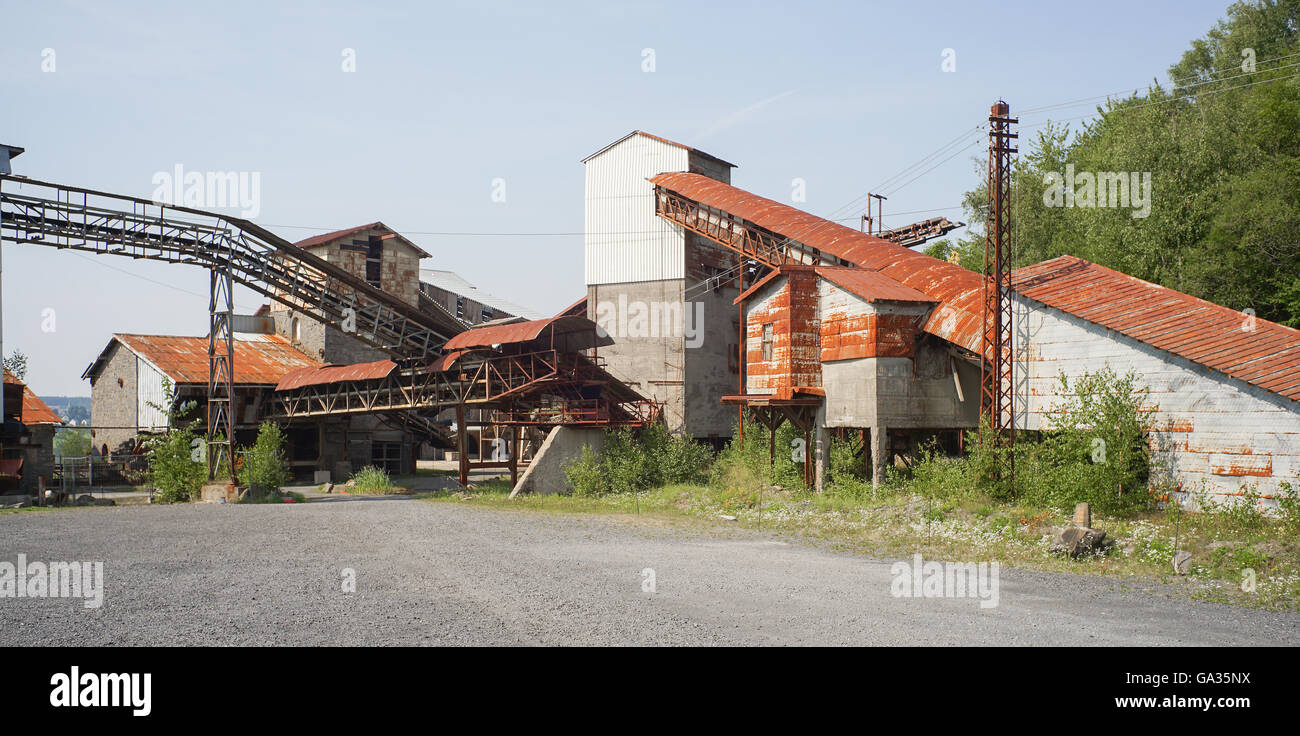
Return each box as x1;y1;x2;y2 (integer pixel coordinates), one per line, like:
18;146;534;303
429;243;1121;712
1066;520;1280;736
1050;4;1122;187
649;172;985;353
112;334;322;386
1012;255;1300;402
275;359;396;392
21;391;63;425
443;315;612;351
3;368;65;425
556;296;588;318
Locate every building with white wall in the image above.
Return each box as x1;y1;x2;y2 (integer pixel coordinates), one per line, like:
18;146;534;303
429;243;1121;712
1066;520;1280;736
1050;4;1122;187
582;131;741;441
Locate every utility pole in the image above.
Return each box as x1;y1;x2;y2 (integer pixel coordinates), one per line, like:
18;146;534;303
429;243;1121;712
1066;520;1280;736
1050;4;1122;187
868;193;887;235
981;101;1017;480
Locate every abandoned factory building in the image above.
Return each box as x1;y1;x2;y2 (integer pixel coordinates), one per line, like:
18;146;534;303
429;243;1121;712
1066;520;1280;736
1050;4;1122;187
84;222;537;480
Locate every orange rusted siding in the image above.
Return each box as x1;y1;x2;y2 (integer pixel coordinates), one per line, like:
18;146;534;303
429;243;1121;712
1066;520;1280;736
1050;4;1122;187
744;271;821;399
1209;455;1273;478
818;276;927;362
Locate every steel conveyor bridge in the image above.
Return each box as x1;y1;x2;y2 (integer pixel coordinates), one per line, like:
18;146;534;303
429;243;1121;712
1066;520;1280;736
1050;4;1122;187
0;174;654;483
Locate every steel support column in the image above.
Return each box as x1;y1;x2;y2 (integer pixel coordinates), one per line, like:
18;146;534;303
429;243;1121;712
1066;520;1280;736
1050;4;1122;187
980;100;1018;481
208;257;236;482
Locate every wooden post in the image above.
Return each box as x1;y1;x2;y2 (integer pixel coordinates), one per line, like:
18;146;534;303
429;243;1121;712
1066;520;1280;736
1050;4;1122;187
456;402;468;488
803;426;812;488
508;426;519;487
860;428;869;476
767;413;776;468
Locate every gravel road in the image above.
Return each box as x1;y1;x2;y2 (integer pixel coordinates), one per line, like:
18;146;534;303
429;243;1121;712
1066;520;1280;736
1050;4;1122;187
1;497;1296;646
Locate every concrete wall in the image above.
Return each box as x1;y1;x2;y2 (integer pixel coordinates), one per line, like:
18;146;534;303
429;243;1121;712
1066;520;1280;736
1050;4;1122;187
1015;295;1300;505
88;342;139;454
682;233;741;438
589;279;687;433
512;426;606;495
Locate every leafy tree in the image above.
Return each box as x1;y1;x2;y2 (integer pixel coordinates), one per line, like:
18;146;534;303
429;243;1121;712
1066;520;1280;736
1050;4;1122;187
238;421;293;494
954;1;1300;325
3;349;27;381
53;428;93;458
64;405;90;424
142;380;205;503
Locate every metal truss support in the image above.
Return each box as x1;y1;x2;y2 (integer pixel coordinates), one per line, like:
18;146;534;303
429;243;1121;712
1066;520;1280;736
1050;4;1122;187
980;100;1018;480
208;260;236;481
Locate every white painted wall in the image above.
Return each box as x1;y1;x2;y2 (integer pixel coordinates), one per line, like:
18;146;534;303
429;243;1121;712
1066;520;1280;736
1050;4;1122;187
584;134;689;285
1014;295;1300;505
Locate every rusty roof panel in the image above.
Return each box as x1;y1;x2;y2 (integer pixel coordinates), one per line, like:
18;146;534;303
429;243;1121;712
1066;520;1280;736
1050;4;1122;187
1012;255;1300;402
274;359;395;392
815;266;934;303
443;315;613;351
115;333;321;386
3;369;64;425
21;390;63;425
649;172;987;353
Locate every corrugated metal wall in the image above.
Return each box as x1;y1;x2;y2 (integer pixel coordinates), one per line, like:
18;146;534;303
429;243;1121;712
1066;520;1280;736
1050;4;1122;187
1015;295;1300;504
584;136;689;285
743;273;821;398
136;359;170;431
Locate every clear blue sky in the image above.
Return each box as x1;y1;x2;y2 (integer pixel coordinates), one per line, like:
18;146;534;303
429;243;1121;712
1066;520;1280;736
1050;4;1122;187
2;0;1234;395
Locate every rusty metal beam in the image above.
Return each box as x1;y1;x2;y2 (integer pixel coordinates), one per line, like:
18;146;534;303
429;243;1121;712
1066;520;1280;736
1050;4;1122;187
879;216;965;248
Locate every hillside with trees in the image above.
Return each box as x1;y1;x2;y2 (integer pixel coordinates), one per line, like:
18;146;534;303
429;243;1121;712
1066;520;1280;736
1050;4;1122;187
933;0;1300;326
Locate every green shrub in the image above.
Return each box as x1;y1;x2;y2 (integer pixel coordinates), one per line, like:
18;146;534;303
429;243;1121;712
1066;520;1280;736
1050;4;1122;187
828;432;867;485
1277;482;1300;535
144;421;206;504
640;423;712;486
238;422;293;494
561;424;713;496
907;442;979;501
1020;368;1155;516
603;428;652;494
141;383;206;504
564;445;608;497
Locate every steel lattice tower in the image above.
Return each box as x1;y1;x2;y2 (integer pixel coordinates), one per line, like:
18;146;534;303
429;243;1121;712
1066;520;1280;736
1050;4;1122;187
981;101;1017;479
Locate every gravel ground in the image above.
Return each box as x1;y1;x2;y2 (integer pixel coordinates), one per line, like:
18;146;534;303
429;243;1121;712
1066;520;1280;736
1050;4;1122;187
1;497;1296;646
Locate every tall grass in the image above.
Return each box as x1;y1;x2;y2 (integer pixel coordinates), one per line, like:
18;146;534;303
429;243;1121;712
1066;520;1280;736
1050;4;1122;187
349;465;398;494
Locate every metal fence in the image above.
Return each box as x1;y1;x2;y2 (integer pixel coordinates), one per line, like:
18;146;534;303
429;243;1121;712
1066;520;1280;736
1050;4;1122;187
51;454;147;492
